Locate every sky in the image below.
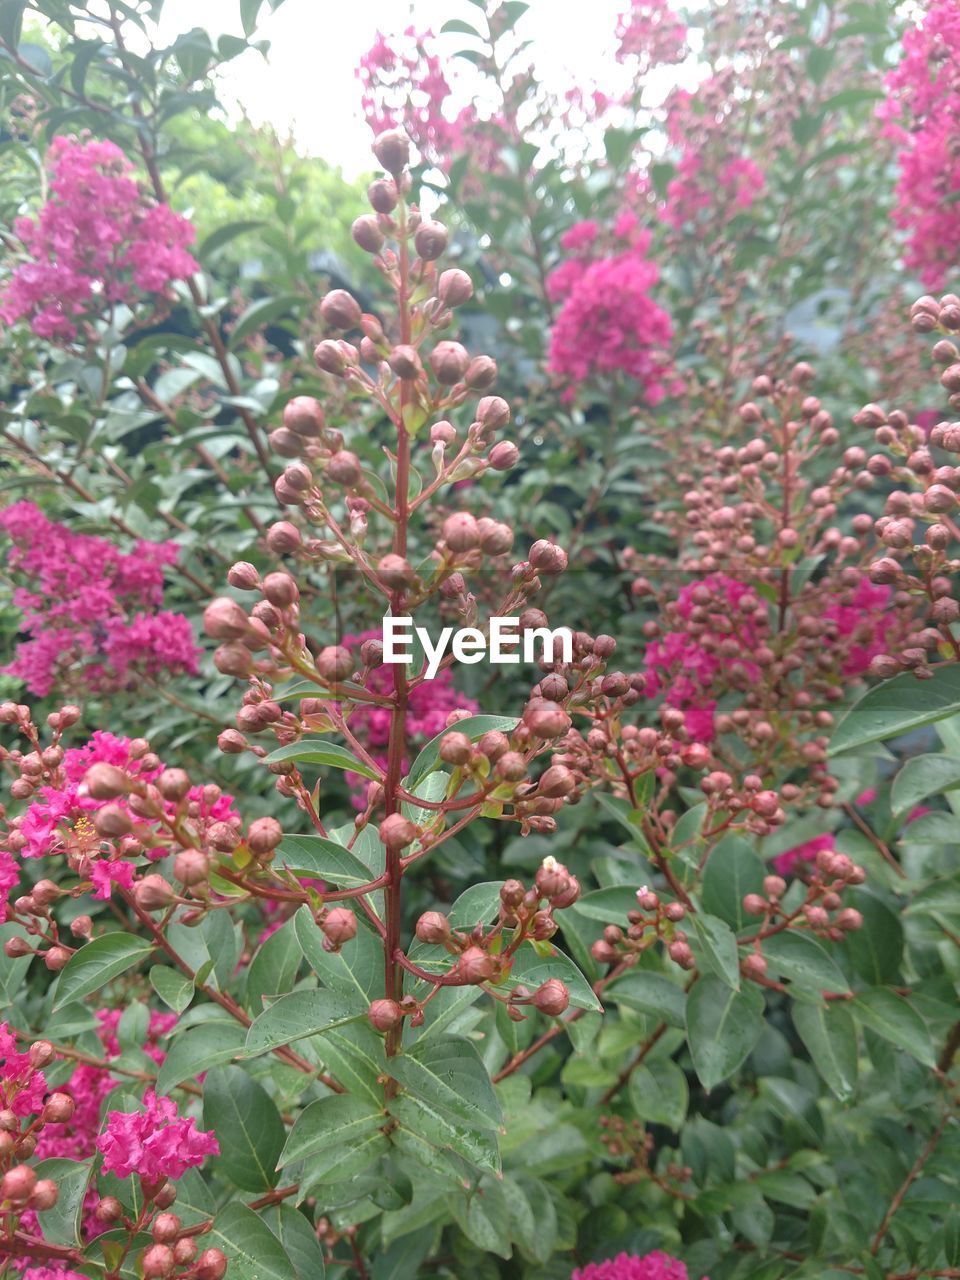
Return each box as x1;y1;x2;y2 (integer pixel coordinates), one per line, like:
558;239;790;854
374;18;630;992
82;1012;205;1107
153;0;630;176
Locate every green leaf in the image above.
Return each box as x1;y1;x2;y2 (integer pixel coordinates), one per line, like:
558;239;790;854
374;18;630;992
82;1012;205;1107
792;1001;858;1100
507;944;601;1011
843;889;903;984
690;912;741;990
240;0;263;36
149;965;194;1014
314;1022;387;1104
702;835;765;929
451;1177;512;1258
276;834;378;887
295;908;382;1000
204;1202;295;1280
406;715;518;788
629;1059;689;1129
852;988;936;1066
53;935;154;1010
279;1093;384;1167
198;219;268;260
389;1035;501;1135
155;1023;246;1093
829;666;960;755
230;293;301;346
33;1158;90;1246
203;1066;286;1192
262;1203;326;1280
606;970;687;1027
440;17;483;36
261;738;379;779
890;753;960;819
246;918;302;1013
244;989;366;1055
686;976;764;1090
762;931;850;994
447;881;503;929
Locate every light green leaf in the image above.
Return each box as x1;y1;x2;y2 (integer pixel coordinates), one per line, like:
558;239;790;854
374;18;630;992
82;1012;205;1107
203;1066;286;1192
203;1202;294;1280
852;988;936;1066
690;912;741;990
262;739;379;779
890;753;960;819
149;965;194;1014
53;935;154;1010
686;976;764;1090
33;1159;90;1246
389;1035;501;1131
629;1059;689;1129
829;666;960;755
277;834;378;887
606;970;687;1027
278;1094;384;1167
762;931;850;994
155;1023;246;1093
244;989;366;1055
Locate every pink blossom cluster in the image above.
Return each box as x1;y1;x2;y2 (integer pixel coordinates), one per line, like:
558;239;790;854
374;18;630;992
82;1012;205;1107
659;87;765;230
643;574;764;743
3;730;237;909
881;0;960;288
572;1251;697;1280
0;502;198;698
0;136;196;341
546;217;675;398
615;0;688;74
96;1088;218;1183
821;580;895;677
0;1022;48;1117
358;27;496;176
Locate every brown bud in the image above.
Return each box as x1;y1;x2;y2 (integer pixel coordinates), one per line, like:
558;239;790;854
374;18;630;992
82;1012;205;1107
262;572;299;609
320;289;362;330
532;978;569;1016
352;214;385;254
414;219;448;261
247;817;282;856
32;1179;58;1210
367;998;403;1032
388;344;423;380
135;875;176;912
1;1165;37;1202
42;1092;75;1124
373;129;411;175
529;539;568;574
266;521;302;554
326;450;362;487
523;701;571;739
203;597;249;641
322;907;358;948
173;848;210;887
316;645;354;682
430;340;470;385
368;177;398;212
488;441;519;470
379;813;419;850
415;911;451;944
457;946;496;983
437;268;473;307
464;355;497;389
443;511;479;552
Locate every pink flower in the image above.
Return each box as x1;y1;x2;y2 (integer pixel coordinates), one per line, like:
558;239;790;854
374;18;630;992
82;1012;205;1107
0;1022;48;1117
0;502;198;698
881;0;960;288
89;859;136;900
0;137;196;341
96;1089;219;1183
615;0;688;72
573;1250;699;1280
547;243;674;396
772;832;834;877
822;580;894;677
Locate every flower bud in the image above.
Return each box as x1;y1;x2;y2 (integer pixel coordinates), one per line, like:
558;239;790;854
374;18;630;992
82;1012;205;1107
464;355;497;389
135;875;176;912
523;700;571;739
283;396;325;436
321;289;362;330
262;572;299;609
152;1213;181;1243
94;804;133;838
529;540;568;574
442;511;478;552
227;562;259;591
32;1179;58;1210
314;339;346;374
488;441;519;470
378;553;414;589
414;218;448;259
415;911;450;944
438;731;472;765
173;848;210;886
214;642;254;678
742;952;768;980
352;214;385;254
203;597;249;641
373;129;411;175
316;645;354;682
266;521;302;554
743;893;767;916
532;978;569;1016
430;340;470;385
368;998;403;1031
42;1092;75;1124
388;344;423;380
538;765;575;798
437;268;473;307
95;1196;123;1224
327;450;362;486
379;813;419;850
84;763;129;800
217;729;247;755
247;817;282;855
322;907;358;948
368;177;398;212
457;946;496;983
1;1165;36;1203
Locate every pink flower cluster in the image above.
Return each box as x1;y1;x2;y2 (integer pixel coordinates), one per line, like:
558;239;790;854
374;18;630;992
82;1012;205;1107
0;502;198;698
0;1022;48;1117
0;136;196;341
572;1251;697;1280
615;0;688;74
821;579;895;677
643;574;764;743
3;730;237;910
881;0;960;288
341;628;479;805
659;87;765;230
97;1088;218;1183
547;218;675;398
358;27;494;175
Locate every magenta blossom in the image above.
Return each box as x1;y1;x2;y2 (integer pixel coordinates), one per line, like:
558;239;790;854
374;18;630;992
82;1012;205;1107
0;136;195;341
96;1089;219;1183
0;1022;48;1118
573;1250;700;1280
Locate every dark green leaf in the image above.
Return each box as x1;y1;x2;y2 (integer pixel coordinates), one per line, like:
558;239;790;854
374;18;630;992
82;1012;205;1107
829;667;960;755
690;912;741;989
53;935;153;1010
149;965;194;1014
852;988;936;1066
686;976;764;1090
762;931;850;994
203;1066;286;1192
155;1023;246;1093
261;739;379;779
792;1001;858;1100
890;753;960;819
276;834;378;887
244;989;366;1055
389;1035;501;1132
33;1158;89;1246
279;1093;384;1167
204;1203;294;1280
629;1059;689;1129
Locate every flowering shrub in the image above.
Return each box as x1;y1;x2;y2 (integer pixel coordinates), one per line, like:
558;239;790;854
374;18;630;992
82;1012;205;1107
3;0;960;1277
